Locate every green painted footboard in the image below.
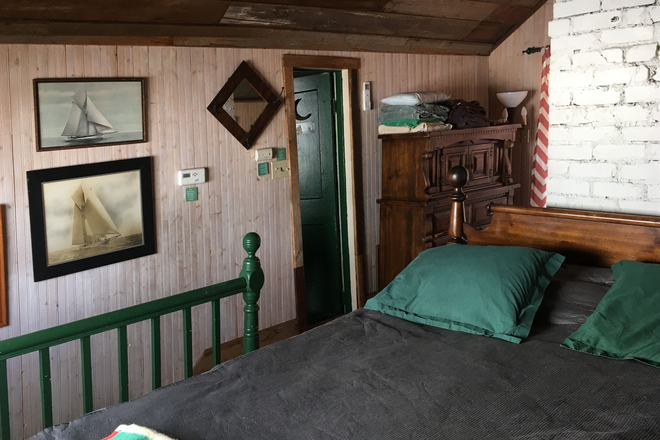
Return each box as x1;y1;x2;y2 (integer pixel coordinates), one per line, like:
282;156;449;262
0;232;264;439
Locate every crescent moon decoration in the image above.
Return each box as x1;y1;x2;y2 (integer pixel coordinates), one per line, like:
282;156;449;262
295;99;312;121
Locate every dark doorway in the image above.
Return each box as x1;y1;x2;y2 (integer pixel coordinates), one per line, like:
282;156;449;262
294;70;351;327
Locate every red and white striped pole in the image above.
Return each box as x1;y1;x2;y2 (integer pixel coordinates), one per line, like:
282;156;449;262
531;47;550;207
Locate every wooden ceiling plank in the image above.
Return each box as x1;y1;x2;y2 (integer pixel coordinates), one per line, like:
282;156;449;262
482;4;534;25
0;1;232;25
0;21;493;55
233;0;391;12
235;0;541;11
467;0;540;6
382;0;500;21
221;3;481;41
463;22;513;43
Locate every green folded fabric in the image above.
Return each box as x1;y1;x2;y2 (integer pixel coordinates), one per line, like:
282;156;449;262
366;244;565;343
561;260;660;367
381;118;443;128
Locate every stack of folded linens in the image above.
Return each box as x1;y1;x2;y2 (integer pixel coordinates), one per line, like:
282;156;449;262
377;92;452;134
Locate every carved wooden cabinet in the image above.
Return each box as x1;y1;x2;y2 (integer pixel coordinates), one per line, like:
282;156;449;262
377;125;521;289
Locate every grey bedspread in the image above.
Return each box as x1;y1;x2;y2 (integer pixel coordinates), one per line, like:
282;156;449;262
33;268;660;440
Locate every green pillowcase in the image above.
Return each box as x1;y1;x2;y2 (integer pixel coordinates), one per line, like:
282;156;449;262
365;244;565;343
561;260;660;367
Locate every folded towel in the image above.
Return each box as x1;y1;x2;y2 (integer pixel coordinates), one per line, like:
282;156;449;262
381;91;450;105
102;424;177;440
381;118;444;128
378;122;452;134
377;104;450;125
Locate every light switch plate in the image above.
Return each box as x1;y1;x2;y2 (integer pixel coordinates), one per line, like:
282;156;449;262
255;148;274;161
178;168;206;186
272;160;290;179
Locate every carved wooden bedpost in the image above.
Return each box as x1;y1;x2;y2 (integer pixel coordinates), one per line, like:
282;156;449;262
448;166;469;244
241;232;264;354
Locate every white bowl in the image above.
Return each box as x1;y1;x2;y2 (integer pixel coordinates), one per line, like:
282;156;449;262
496;91;528;108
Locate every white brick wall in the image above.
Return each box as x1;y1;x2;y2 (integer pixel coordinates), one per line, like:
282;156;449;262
547;0;660;215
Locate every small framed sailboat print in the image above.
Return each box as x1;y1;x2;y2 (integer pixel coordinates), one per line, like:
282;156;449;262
27;157;156;281
33;78;147;151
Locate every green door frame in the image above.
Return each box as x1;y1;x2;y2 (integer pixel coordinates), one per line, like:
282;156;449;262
282;55;363;332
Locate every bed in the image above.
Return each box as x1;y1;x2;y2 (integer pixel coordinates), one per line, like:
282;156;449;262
19;167;660;439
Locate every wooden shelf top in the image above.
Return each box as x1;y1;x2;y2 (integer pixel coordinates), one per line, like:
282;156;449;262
378;124;522;140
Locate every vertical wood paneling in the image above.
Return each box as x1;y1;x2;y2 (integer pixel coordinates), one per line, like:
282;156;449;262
488;3;552;207
0;43;488;438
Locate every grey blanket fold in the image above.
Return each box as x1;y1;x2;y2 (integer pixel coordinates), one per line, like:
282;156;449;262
377;103;450;124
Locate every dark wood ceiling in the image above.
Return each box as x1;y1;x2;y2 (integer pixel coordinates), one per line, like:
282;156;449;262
0;0;547;55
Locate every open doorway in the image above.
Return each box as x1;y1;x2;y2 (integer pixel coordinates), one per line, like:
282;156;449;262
294;69;350;327
282;55;364;332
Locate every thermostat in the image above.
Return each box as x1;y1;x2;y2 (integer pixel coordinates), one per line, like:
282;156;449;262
178;168;207;186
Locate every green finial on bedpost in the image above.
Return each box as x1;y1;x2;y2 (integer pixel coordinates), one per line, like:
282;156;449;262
241;232;264;354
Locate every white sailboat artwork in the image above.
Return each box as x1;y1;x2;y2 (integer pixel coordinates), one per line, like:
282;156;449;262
62;87;116;141
71;184;121;247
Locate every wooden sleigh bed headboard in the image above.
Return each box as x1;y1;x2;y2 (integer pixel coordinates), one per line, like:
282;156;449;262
447;166;660;267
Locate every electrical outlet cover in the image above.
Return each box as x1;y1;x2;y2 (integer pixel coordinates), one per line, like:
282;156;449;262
272;160;290;179
255;148;274;161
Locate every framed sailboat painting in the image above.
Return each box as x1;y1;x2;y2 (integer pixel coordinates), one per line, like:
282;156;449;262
33;78;147;151
27;157;156;281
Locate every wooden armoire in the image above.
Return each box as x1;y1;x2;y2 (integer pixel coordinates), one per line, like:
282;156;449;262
377;125;521;289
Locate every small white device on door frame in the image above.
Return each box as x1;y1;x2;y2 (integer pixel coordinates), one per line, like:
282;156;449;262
363;82;372;111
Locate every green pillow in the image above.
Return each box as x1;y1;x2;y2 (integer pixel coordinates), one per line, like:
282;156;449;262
561;260;660;367
365;244;565;343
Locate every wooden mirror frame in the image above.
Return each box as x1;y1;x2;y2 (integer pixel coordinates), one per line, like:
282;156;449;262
207;61;282;150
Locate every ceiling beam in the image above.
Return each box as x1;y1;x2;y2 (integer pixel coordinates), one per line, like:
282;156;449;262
0;1;232;25
0;21;493;55
221;3;491;41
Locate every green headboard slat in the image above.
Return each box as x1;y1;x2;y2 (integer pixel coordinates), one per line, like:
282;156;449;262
183;308;193;379
39;348;53;428
0;360;8;440
151;317;161;390
80;336;93;414
118;326;129;403
212;299;221;367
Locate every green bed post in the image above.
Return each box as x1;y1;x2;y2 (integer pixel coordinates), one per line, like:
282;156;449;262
240;232;264;354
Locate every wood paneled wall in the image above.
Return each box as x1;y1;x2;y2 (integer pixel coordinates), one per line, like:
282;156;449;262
0;45;488;438
488;3;552;207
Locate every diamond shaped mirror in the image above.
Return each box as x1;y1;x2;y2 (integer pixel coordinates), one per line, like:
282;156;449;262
207;61;282;150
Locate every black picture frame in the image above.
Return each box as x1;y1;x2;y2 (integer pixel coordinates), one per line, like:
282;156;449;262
34;78;148;152
27;157;155;282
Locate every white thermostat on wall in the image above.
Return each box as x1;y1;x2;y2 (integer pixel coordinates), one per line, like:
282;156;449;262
178;168;207;186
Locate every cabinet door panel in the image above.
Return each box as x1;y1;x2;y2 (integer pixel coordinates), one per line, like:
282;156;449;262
468;143;493;185
440;146;468;192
